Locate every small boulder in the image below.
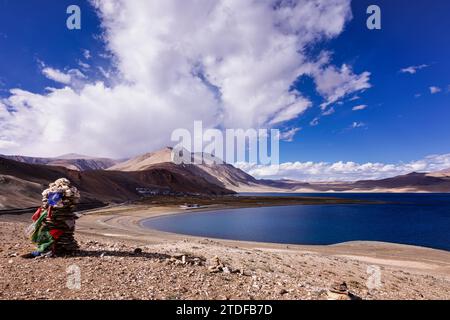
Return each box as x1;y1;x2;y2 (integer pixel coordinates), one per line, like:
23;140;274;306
279;289;288;295
326;281;362;300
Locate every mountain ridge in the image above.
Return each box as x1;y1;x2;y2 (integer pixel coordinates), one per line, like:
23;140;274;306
108;147;264;191
2;149;450;210
108;148;450;193
0;156;233;209
0;154;119;171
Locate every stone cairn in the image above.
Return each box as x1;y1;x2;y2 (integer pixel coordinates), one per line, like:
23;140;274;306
42;178;80;255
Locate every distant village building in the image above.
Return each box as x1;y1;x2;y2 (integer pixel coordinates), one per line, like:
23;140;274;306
135;187;172;196
136;187;204;197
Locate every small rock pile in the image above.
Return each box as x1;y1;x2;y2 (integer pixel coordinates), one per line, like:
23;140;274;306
208;256;227;273
166;254;206;266
207;256;252;275
326;282;362;300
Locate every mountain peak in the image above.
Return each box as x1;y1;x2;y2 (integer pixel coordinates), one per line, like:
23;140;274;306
108;147;174;171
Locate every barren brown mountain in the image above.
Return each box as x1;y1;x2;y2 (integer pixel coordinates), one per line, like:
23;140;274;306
0;157;233;209
109;147;262;191
2;148;450;210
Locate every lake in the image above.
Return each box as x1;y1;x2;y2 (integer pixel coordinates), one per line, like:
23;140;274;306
142;193;450;251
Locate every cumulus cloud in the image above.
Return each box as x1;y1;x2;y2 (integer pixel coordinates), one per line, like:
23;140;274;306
400;64;429;74
429;86;441;94
1;0;364;158
236;153;450;182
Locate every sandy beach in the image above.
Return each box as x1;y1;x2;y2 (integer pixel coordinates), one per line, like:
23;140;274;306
1;200;450;300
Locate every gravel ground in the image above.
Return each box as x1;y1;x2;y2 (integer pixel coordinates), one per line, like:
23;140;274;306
1;220;450;300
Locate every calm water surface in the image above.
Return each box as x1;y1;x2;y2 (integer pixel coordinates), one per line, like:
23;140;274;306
142;193;450;251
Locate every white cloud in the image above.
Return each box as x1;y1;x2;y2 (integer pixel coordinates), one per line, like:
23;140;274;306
83;49;91;59
350;121;366;129
236;153;450;182
41;67;72;84
78;61;90;69
279;127;301;142
310;117;320;127
97;66;111;79
429;86;441;94
313;64;371;109
1;0;360;158
322;106;335;116
41;67;86;85
400;64;429;74
0;140;18;149
352;104;367;111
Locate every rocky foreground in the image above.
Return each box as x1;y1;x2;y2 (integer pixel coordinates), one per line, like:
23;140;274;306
1;220;449;300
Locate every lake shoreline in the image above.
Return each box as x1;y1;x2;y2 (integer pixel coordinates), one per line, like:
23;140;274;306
138;195;450;252
2;196;449;300
75;201;450;274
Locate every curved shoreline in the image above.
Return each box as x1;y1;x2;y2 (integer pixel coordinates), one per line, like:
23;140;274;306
2;206;450;299
138;205;450;252
76;204;450;277
2;200;450;300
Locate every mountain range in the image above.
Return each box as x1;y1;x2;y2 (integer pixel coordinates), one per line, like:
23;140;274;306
1;147;449;209
0;153;119;171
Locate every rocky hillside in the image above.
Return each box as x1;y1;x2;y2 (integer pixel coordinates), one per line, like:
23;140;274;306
108;148;173;171
109;147;265;191
0;157;234;209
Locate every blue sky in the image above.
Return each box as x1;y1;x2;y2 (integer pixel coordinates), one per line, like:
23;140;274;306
0;0;449;180
283;0;450;163
0;0;106;94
